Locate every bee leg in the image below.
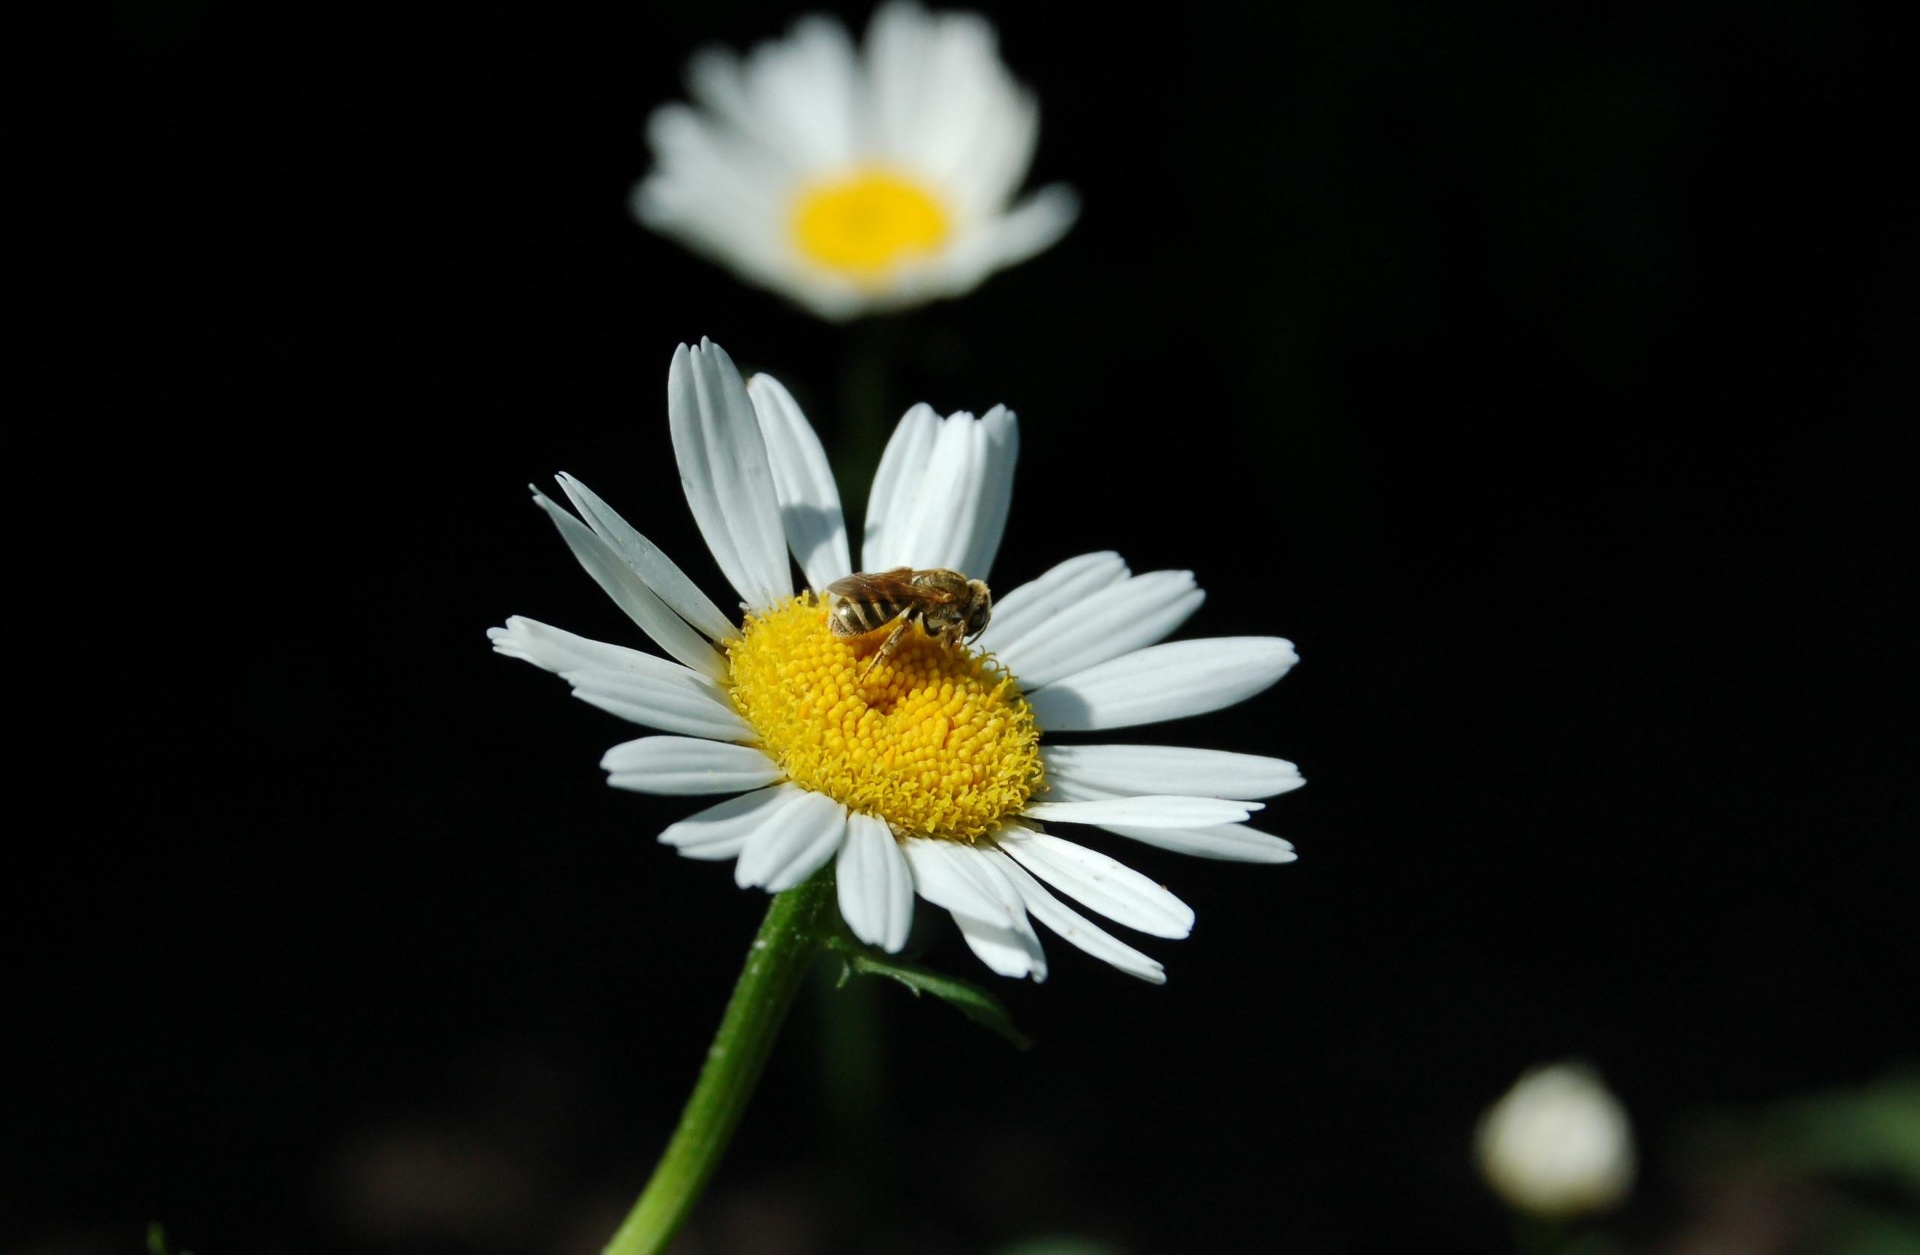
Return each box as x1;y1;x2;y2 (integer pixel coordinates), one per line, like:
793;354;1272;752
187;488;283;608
858;618;911;683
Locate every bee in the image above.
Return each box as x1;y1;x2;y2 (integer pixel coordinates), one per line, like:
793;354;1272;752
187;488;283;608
824;567;993;680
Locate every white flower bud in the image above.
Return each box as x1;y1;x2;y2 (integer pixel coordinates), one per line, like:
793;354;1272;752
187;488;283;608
1476;1062;1636;1217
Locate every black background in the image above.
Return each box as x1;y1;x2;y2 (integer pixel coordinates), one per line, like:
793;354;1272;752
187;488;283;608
14;1;1915;1252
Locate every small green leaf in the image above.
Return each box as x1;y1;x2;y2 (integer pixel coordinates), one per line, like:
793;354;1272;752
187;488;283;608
830;944;1031;1050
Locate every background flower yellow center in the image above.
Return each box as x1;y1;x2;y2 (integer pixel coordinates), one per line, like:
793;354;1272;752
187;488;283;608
726;597;1043;844
791;171;950;277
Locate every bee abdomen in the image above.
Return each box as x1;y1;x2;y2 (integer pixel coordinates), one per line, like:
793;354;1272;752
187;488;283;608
828;596;910;638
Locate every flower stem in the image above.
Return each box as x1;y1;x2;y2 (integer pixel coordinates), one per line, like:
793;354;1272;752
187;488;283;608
603;871;836;1255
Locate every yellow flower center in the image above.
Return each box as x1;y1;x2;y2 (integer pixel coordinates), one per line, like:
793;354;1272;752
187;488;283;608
791;170;951;279
726;596;1044;844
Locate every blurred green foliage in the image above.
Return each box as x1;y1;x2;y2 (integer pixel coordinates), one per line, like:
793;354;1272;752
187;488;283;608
1750;1072;1920;1196
1678;1070;1920;1255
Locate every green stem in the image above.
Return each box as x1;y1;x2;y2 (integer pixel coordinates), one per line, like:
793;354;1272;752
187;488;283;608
603;872;836;1255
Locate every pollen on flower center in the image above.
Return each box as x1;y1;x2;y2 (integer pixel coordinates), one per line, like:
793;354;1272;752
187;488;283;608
791;171;950;278
726;596;1044;844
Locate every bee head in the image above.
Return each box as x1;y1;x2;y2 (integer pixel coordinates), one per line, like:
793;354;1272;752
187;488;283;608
964;579;993;640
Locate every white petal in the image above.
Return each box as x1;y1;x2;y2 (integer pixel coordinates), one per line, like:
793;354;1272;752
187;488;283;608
1042;744;1305;801
950;907;1047;982
865;1;944;164
890;408;1021;575
1032;775;1124;804
735;788;848;892
601;737;782;795
1022;797;1255;828
684;21;860;170
564;668;754;741
867;4;1002;181
861;403;939;572
972;185;1080;270
894;410;981;570
836;813;914;952
937;843;1047;982
937;62;1038;214
992;570;1203;687
738;15;861;170
553;474;739;641
640;104;784;224
659;785;806;861
635;107;789;281
668;340;794;610
1101;822;1298;864
529;490;728;681
993;855;1166;984
490;616;700;678
747;373;853;591
899;836;1015;927
995;827;1195;940
926;195;1069;300
859;406;1017;576
956;405;1017;580
683;45;760;139
976;552;1128;655
1026;637;1299;732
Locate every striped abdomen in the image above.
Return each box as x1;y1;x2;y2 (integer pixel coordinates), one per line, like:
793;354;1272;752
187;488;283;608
826;591;915;638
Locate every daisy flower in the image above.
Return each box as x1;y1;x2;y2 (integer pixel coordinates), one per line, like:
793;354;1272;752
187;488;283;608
492;340;1301;983
1477;1063;1636;1217
633;3;1078;320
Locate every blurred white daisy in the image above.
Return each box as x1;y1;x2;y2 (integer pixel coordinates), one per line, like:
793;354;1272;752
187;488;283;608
1477;1062;1637;1217
492;339;1300;983
633;3;1078;320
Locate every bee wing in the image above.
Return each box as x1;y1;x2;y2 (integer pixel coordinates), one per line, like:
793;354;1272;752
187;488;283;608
905;568;970;605
825;568;918;601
